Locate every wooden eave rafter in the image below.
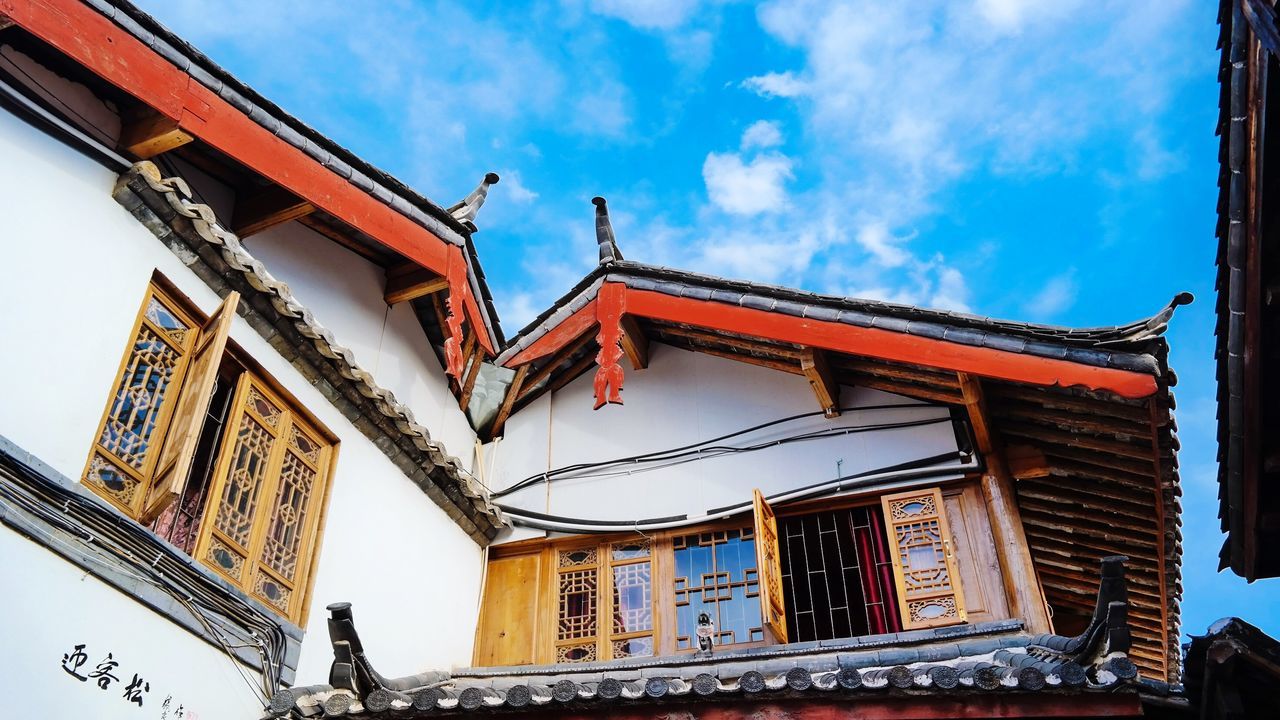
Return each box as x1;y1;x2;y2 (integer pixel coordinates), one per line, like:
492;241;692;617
3;0;494;354
232;183;315;238
799;347;840;417
119;105;193;159
384;262;449;306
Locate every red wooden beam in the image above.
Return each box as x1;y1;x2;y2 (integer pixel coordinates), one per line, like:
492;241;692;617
624;289;1158;399
2;0;494;347
504;299;599;367
510;694;1143;720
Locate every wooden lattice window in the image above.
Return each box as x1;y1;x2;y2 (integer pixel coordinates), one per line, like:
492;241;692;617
672;527;763;649
554;546;600;663
83;280;335;624
81;284;236;521
608;539;654;659
194;374;334;622
881;487;967;629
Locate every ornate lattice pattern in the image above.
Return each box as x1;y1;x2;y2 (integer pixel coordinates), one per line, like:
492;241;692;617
206;536;245;580
673;528;763;649
895;520;951;595
889;496;936;521
557;569;598;640
612;637;653;659
289;426;322;463
98;326;183;471
907;597;958;623
260;450;315;579
246;387;281;427
86;454;140;504
611;539;650;561
144;297;189;344
556;643;596;664
558;547;597;568
213;415;276;547
254;571;292;612
611;563;652;634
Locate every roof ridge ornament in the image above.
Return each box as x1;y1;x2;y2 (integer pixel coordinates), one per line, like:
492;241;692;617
449;172;500;233
593;196;623;264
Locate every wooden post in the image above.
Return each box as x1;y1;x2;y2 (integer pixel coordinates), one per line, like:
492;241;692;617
800;347;841;417
957;372;1053;634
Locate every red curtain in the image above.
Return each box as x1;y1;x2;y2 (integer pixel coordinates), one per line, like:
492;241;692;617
854;508;902;635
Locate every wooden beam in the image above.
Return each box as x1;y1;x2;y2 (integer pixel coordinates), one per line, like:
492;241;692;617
489;364;528;438
836;372;963;405
619;315;649;370
458;342;485;413
119;106;193;159
295;215;384;263
957;372;1053;635
385;266;449;306
800;347;841;417
0;15;15;32
1006;444;1050;479
517;331;597;402
625;288;1159;398
233;184;316;238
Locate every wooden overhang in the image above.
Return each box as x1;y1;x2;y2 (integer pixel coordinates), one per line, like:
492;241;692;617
492;262;1188;682
1214;0;1280;581
0;0;504;382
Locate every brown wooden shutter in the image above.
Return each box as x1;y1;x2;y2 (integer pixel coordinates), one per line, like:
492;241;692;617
752;489;788;644
881;487;968;629
475;552;543;666
140;292;239;523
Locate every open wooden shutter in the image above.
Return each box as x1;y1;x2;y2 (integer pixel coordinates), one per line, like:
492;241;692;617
140;292;239;523
881;487;967;629
752;489;788;644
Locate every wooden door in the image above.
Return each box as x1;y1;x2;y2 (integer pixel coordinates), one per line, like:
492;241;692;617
475;552;543;666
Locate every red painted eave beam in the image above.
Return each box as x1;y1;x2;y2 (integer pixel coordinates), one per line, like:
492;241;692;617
3;0;494;354
505;283;1158;399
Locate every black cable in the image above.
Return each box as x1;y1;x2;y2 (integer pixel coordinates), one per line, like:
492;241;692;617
0;445;286;700
496;450;968;529
492;403;956;498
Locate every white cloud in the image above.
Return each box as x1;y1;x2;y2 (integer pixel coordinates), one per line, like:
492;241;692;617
702;152;794;216
1025;269;1078;318
591;0;701;30
740;120;784;150
854;222;911;268
498;170;539;204
501;292;541;331
741;71;808;98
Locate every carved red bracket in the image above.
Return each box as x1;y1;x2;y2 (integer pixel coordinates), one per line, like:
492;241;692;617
443;248;468;381
593;283;627;409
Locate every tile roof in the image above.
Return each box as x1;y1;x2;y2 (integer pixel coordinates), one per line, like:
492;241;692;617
269;557;1155;718
114;162;503;543
497;261;1190;377
79;0;505;348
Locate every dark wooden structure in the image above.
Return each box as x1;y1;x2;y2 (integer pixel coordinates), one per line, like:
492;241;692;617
1216;0;1280;581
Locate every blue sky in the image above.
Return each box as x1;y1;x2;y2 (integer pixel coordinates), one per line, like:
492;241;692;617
135;0;1278;642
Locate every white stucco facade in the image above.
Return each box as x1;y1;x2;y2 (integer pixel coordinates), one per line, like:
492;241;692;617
0;96;484;717
487;344;961;543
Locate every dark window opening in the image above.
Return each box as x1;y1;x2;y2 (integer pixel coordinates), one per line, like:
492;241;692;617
150;363;240;553
780;506;901;642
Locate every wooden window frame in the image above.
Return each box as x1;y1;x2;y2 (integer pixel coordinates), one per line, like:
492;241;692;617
81;276;339;626
80;281;200;517
477;479;995;666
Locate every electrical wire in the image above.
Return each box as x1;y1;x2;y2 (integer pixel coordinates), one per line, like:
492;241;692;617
492;403;956;499
0;446;286;702
497;450;977;533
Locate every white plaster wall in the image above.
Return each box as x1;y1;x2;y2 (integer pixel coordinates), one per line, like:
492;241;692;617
0;528;263;720
490;345;959;540
242;224;478;467
0;107;483;691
